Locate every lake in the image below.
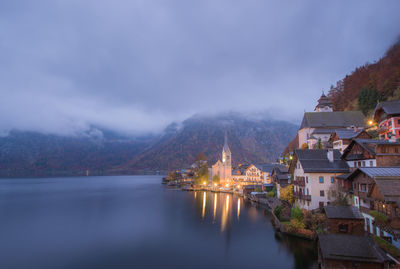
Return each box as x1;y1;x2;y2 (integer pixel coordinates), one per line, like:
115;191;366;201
0;175;317;269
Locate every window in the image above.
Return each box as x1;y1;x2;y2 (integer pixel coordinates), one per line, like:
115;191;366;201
339;224;349;233
370;160;373;167
389;121;392;126
331;177;334;183
320;190;325;197
362;161;366;167
341;180;344;187
396;148;399;153
359;184;367;192
354;161;357;167
398;119;400;125
306;176;308;183
319;176;324;183
358;161;361;167
306;188;309;195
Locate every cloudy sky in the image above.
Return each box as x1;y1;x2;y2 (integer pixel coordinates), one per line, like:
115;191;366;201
1;0;400;136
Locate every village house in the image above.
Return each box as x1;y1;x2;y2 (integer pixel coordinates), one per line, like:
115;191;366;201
289;149;349;210
374;100;400;141
325;205;365;236
298;93;366;149
341;139;400;171
232;164;264;186
329;129;371;153
344;167;400;248
318;234;389;269
211;132;232;186
271;165;291;199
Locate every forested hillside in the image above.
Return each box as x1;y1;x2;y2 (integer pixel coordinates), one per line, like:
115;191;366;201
328;40;400;116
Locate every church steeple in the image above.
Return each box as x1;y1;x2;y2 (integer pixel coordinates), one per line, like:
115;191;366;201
222;130;231;166
314;91;333;112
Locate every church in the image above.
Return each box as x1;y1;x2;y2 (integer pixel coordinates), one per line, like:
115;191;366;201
211;132;232;186
298;93;366;149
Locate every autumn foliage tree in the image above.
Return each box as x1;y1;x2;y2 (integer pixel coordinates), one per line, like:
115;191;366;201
280;184;294;204
328;40;400;113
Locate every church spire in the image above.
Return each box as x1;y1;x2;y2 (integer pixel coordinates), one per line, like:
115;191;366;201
223;129;230;153
222;129;231;166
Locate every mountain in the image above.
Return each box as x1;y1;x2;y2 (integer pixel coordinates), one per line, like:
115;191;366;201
115;112;298;173
0;112;298;177
328;40;400;114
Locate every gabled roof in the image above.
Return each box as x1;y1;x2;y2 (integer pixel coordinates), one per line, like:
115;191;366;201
346;167;400;181
372;177;400;204
300;111;366;130
318;234;388;263
331;129;369;140
325;206;364;219
289;149;349;173
254;163;276;173
342;139;400;160
374;100;400;121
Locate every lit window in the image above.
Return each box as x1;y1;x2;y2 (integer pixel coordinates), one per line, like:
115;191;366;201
319;177;324;183
331;177;334;183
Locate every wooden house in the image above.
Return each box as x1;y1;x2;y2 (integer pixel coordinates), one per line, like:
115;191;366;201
325;205;365;236
341;139;400;171
318;234;389;269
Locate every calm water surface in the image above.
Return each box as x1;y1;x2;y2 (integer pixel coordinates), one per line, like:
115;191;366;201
0;176;317;269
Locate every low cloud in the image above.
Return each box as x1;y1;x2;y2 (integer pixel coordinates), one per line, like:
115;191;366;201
1;0;400;135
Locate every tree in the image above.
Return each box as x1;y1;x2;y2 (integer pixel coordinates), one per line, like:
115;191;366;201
195;152;208;162
317;138;323;149
193;161;209;185
358;87;379;115
280;184;294;204
301;143;309;149
327;184;349;206
212;175;220;184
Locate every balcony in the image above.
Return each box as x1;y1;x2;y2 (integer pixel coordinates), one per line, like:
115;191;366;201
294;177;305;187
293;191;311;201
378;125;390;133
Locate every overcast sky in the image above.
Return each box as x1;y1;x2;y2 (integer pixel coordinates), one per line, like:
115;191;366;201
1;0;400;136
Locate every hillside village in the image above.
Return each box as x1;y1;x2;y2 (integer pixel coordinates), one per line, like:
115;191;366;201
165;93;400;268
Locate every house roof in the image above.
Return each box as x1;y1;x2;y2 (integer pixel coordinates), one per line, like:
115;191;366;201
254;163;276;173
357;167;400;178
332;129;367;140
318;234;388;263
374;100;400;120
325;206;364;219
300;111;366;130
373;177;400;203
290;149;349;173
342;139;400;160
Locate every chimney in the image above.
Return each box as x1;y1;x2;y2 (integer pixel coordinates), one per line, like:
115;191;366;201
327;149;334;163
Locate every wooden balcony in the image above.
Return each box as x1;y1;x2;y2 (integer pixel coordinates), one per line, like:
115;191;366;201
293;191;311;201
294;177;305;187
378;125;390;133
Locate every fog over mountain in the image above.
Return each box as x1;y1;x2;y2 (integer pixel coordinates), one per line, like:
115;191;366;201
0;112;298;177
1;1;400;136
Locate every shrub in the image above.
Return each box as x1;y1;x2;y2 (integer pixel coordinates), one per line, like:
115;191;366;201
266;191;275;198
280;184;294;204
374;236;400;257
255;187;262;193
274;205;282;220
291;206;303;221
369;210;388;223
290;218;305;230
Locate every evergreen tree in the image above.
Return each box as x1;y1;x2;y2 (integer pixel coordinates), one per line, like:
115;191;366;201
358;87;379;115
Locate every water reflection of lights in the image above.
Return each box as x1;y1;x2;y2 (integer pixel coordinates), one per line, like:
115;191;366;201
202;192;206;219
213;193;217;221
221;195;230;232
194;192;197;199
237;198;241;220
